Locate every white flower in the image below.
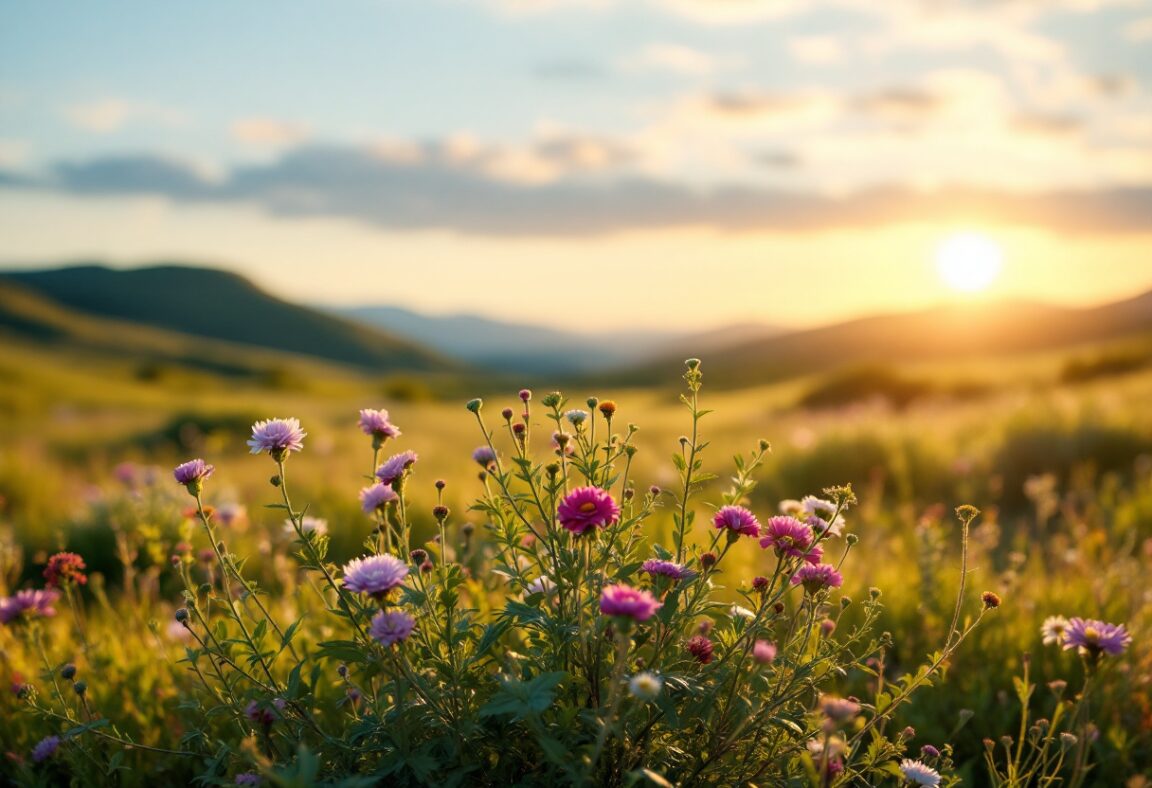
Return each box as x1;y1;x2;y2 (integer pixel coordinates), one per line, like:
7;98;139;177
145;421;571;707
778;499;804;515
629;671;663;701
526;576;556;596
1041;615;1070;646
900;758;942;786
285;516;328;536
730;604;756;620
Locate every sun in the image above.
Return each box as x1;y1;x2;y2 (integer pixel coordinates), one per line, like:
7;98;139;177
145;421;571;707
935;232;1004;292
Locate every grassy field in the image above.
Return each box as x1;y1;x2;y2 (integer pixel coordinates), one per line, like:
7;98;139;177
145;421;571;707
1;338;1150;783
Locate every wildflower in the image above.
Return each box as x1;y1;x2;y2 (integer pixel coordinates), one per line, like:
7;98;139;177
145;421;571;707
598;400;617;418
1062;617;1131;657
246;418;306;459
982;591;1001;609
235;773;263;786
341;554;408;598
359;483;398;515
791;563;843;595
375;450;418;485
0;589;60;624
730;604;756;621
640;559;696;582
173;459;214;495
73;680;87;696
285;516;328;536
629;671;662;701
760;516;822;564
600;584;662;623
753;640;777;665
245;700;276;727
712;505;761;538
558;487;620;535
899;758;942;786
358;408;401;442
216;503;247;528
432;505;449;521
821;618;837;636
60;664;76;680
687;635;714;664
370;610;416;648
779;499;804;515
43;552;88;588
465;398;483;413
1041;615;1069;646
921;744;941;759
564;409;588;426
471;446;497;468
700;551;718;570
821;695;861;725
752;575;769;592
31;735;59;763
519;389;532;402
526;576;556;596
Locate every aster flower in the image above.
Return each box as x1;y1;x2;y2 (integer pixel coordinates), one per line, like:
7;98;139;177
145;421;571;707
564;409;588;427
43;552;88;588
0;589;61;624
370;610;416;647
358;408;400;442
31;735;60;763
753;640;777;665
712;505;761;538
558;486;620;535
173;458;214;494
791;563;843;595
375;450;419;485
641;559;696;582
1062;617;1131;657
359;483;398;514
471;446;498;468
687;634;714;664
341;554;409;598
899;758;942;786
246;418;307;459
821;695;861;724
285;516;328;536
629;671;662;701
760;516;822;564
1041;615;1070;646
600;584;662;622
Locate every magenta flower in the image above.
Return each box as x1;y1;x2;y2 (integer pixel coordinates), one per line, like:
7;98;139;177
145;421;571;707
1062;617;1131;657
760;516;822;563
558;486;620;535
370;609;416;647
375;450;418;485
359;483;399;514
341;554;408;597
43;552;88;588
358;408;401;440
687;635;714;664
713;505;761;537
173;458;214;492
247;418;306;458
600;584;662;622
791;563;843;595
753;640;777;665
471;446;498;468
31;735;60;763
641;559;696;582
0;589;61;624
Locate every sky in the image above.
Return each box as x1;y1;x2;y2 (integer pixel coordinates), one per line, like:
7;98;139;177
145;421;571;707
1;0;1150;331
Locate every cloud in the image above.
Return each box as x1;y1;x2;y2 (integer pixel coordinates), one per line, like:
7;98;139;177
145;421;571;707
621;44;731;75
0;139;29;168
63;99;187;133
231;118;311;147
1010;112;1084;138
532;58;604;81
5;145;1149;237
787;36;845;64
1125;16;1152;40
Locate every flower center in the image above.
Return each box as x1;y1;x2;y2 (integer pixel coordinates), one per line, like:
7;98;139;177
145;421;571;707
1083;626;1100;643
579;502;598;513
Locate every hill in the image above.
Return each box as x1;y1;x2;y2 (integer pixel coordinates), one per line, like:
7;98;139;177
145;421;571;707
0;264;454;374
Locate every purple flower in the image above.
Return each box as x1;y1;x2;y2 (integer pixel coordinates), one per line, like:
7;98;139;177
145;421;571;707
1062;617;1131;657
375;450;418;485
358;408;401;440
760;516;822;564
790;563;843;595
370;610;416;647
600;584;662;622
235;773;263;786
341;554;408;597
359;483;398;514
753;640;777;665
558;486;620;535
31;735;60;763
713;505;761;537
245;700;276;727
246;418;306;458
173;458;214;492
687;635;714;664
471;446;498;468
0;589;61;624
641;559;696;582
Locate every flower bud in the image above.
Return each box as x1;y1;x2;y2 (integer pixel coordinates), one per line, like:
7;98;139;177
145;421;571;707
410;549;428;564
501;407;514;421
586;397;599;409
685;358;701;370
465;398;483;414
700;552;717;570
175;608;190;623
518;389;532;402
432;505;449;522
981;591;1001;609
60;664;77;680
270;475;282;487
73;680;87;696
752;576;769;592
541;392;561;408
435;479;446;491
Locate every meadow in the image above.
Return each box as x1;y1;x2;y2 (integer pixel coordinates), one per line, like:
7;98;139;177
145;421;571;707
0;341;1149;786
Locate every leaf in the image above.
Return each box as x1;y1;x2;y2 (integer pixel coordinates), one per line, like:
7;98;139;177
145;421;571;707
281;618;303;652
639;769;674;787
479;672;567;720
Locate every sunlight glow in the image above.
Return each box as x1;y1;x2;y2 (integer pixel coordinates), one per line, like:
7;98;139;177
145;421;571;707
935;232;1004;292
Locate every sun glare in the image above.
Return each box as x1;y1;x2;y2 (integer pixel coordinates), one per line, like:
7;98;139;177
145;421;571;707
935;232;1003;292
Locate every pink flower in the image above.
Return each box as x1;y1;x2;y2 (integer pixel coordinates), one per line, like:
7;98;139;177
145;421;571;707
687;635;714;664
247;418;306;458
375;450;419;485
173;459;214;493
0;589;60;624
791;563;843;595
360;483;398;514
712;505;760;537
358;408;400;440
641;559;696;582
370;610;416;647
600;584;662;622
759;516;822;564
341;554;409;597
753;640;777;665
558;486;620;535
43;552;88;588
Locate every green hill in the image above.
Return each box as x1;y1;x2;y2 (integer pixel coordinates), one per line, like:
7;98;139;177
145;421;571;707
0;264;455;373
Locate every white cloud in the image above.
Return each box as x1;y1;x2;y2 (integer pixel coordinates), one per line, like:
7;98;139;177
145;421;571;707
788;36;845;64
621;43;731;75
64;99;187;133
231;118;311;147
0;138;30;168
1124;15;1152;41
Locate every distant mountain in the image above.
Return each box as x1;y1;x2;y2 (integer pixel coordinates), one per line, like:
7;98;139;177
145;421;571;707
334;305;782;374
1;264;454;373
621;290;1152;388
